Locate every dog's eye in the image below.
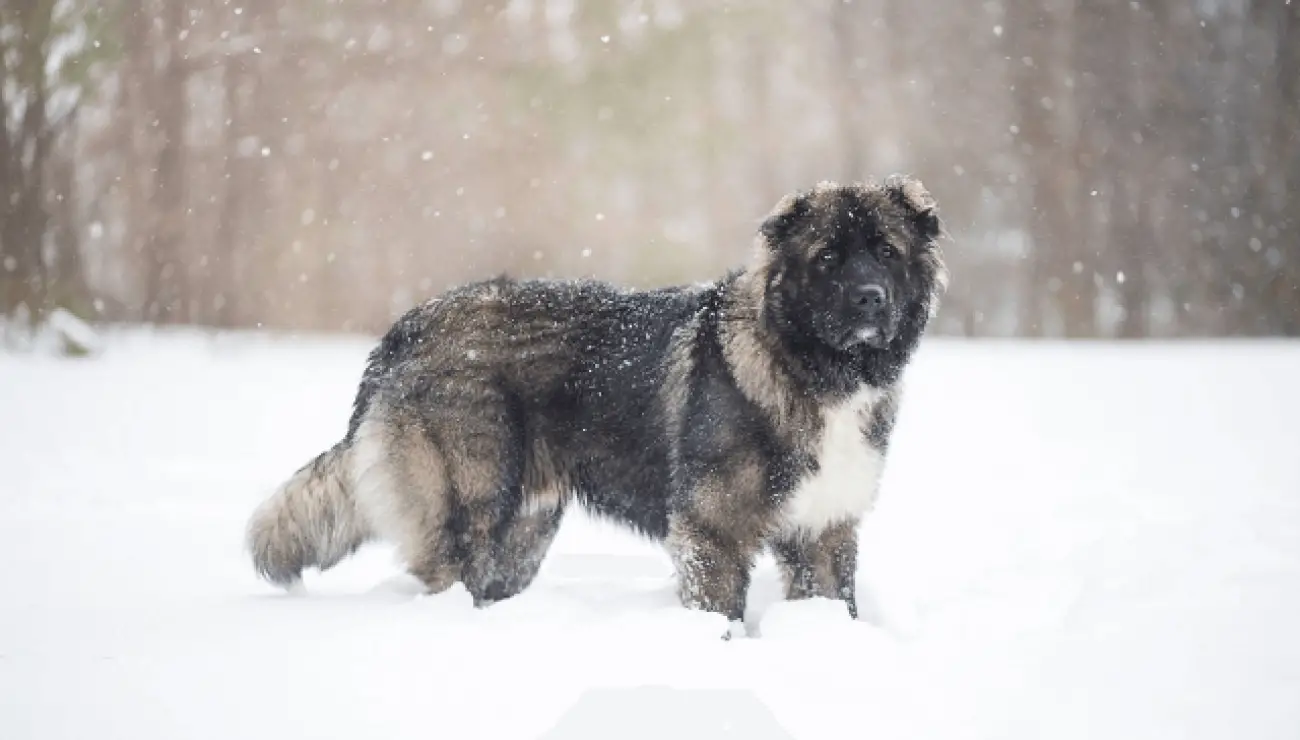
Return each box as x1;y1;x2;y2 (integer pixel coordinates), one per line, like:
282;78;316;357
816;250;839;269
880;245;898;260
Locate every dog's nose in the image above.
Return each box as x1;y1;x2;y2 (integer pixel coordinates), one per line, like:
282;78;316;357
850;284;887;311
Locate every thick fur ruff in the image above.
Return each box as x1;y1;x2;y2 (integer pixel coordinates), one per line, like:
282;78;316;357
245;175;949;623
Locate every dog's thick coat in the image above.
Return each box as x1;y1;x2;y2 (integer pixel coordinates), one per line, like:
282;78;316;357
246;176;949;623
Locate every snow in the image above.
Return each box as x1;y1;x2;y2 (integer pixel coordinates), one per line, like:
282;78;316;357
2;330;1299;739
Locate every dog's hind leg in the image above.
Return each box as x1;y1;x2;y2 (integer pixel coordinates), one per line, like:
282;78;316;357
770;519;860;619
463;444;571;603
452;498;510;606
456;485;567;605
489;501;566;600
436;391;535;607
352;413;462;595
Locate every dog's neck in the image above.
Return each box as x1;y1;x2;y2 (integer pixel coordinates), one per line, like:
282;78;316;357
714;269;912;440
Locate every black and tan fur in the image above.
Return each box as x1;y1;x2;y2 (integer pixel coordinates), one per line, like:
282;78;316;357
245;176;949;630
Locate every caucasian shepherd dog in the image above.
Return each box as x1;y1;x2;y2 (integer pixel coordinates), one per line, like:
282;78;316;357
246;175;949;631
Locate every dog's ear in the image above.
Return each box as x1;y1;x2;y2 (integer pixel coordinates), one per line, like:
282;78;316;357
886;174;950;301
759;189;811;248
885;174;944;243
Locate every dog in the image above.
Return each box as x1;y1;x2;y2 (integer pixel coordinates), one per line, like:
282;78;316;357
245;175;949;629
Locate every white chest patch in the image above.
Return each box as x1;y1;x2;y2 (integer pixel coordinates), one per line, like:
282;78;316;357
779;387;886;536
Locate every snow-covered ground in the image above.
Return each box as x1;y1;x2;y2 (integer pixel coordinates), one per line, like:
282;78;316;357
2;329;1298;739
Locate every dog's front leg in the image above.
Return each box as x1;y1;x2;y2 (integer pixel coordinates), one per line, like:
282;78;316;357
666;512;758;633
771;519;860;619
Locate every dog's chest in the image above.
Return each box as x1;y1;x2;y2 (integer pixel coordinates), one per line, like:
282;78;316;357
778;387;885;536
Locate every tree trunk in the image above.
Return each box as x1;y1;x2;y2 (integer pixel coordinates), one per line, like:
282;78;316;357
141;0;190;324
47;125;93;316
215;52;253;328
1007;0;1083;336
0;0;55;322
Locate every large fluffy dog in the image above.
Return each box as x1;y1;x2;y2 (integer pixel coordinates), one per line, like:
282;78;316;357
246;176;948;627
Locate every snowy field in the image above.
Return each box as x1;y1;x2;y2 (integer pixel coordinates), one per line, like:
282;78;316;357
2;329;1299;739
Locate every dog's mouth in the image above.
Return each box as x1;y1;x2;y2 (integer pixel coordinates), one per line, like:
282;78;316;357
838;324;893;350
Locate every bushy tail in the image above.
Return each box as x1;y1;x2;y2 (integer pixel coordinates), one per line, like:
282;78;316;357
246;441;372;588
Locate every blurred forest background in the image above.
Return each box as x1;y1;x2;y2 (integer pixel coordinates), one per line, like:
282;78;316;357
2;0;1298;342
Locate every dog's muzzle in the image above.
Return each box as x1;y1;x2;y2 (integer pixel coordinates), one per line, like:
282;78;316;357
840;283;894;349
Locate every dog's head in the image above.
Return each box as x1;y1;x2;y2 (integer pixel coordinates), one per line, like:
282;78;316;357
757;176;948;353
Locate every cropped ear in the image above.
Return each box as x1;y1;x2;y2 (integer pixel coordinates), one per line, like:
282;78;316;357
885;174;944;243
759;189;811;248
